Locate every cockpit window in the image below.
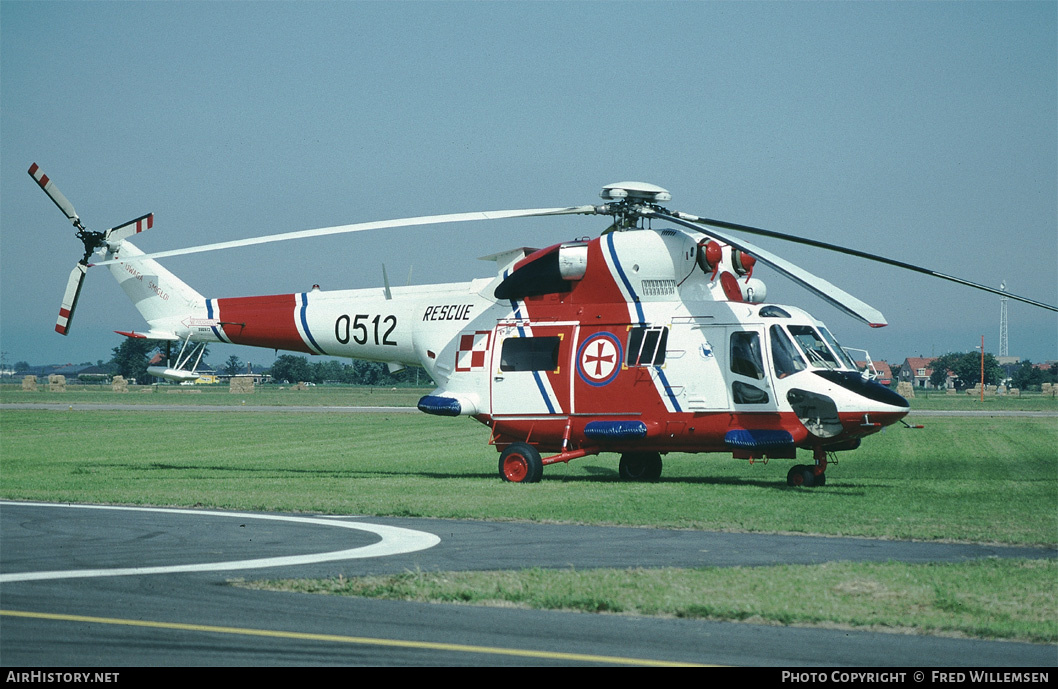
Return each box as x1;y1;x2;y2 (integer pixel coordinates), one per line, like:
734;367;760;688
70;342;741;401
770;325;806;378
818;327;857;369
730;332;765;380
788;326;840;369
759;306;791;318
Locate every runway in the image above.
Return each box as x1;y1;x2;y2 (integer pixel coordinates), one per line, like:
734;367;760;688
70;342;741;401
1;501;1054;667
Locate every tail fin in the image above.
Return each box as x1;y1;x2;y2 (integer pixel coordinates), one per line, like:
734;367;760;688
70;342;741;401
104;240;206;331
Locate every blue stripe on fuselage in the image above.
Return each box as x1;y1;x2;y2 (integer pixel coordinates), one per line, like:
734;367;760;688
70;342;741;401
605;233;645;324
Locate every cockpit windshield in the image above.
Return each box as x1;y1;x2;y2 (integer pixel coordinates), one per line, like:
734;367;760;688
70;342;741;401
787;325;844;370
770;325;806;377
818;326;857;369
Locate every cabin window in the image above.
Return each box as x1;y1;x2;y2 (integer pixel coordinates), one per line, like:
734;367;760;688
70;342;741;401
733;381;770;404
499;336;560;372
626;326;669;367
730;332;765;380
770;325;806;378
788;326;840;369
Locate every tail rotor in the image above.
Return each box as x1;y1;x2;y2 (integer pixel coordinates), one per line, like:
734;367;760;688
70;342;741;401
28;163;153;335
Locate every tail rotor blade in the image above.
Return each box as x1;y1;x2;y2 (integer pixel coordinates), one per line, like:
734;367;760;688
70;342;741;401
56;263;88;336
105;213;154;244
28;163;81;226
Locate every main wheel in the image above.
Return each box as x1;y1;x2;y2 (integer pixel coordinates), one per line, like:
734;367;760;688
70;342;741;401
499;443;543;483
787;464;819;487
787;464;808;487
619;452;663;481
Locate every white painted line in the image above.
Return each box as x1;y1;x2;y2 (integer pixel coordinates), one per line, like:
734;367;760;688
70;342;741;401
0;502;441;583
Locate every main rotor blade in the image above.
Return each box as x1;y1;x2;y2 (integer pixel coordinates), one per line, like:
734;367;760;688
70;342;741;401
28;163;80;225
90;206;598;266
656;212;888;327
674;212;1058;313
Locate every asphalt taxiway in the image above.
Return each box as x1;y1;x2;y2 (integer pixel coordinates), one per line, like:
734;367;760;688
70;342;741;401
1;501;1054;667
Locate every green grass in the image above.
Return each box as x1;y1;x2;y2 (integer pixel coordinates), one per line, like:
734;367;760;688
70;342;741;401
1;411;1055;543
0;383;429;407
244;559;1057;643
904;390;1058;412
4;382;1057;410
1;396;1055;642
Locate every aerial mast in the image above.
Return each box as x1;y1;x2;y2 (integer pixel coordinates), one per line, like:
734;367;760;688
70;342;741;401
999;281;1009;358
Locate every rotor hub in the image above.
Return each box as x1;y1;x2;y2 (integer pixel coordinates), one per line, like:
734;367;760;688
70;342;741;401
597;182;673;230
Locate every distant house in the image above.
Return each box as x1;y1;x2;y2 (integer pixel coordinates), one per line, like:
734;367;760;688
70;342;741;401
871;360;893;386
17;363;101;380
898;356;956;389
899;357;936;388
76;365;112;382
853;359;893;386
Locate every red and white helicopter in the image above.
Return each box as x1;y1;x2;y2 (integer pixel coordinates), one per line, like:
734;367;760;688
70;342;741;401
29;165;1058;486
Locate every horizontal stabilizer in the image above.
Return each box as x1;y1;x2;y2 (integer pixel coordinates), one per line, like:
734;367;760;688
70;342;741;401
115;330;180;341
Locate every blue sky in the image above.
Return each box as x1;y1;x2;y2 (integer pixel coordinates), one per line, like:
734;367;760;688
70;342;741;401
2;1;1055;370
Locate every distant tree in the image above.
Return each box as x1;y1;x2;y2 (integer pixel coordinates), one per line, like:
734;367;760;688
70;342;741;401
270;354;313;383
110;338;157;382
929;355;954;389
224;355;244;376
943;351;1003;389
1011;360;1058;391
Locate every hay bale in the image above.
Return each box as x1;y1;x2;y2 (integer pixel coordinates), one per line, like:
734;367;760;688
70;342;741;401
48;374;66;392
897;381;914;398
111;375;128;393
22;375;38;391
229;376;255;394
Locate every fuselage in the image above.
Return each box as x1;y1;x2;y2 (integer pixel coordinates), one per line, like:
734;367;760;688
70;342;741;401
129;225;909;460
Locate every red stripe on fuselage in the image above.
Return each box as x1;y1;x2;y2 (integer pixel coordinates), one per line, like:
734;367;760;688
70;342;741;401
215;294;311;353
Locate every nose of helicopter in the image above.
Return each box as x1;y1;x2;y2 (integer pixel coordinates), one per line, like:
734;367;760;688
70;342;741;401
811;370;910;410
787;370;910;440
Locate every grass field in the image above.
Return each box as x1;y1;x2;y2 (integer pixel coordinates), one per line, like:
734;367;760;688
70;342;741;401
1;386;1056;642
4;382;1057;410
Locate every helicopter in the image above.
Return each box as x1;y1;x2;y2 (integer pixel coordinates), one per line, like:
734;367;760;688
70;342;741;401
28;165;1058;486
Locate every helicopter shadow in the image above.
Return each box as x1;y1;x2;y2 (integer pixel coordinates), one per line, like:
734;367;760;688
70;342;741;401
136;461;867;494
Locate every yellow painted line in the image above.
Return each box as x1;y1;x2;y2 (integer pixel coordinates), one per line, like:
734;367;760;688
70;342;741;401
1;610;711;667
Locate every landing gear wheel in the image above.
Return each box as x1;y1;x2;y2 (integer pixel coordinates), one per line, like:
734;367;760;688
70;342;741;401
619;452;663;482
787;464;825;487
787;464;812;487
499;443;543;483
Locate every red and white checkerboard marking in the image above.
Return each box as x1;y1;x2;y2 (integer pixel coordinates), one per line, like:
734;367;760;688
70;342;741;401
456;330;491;371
